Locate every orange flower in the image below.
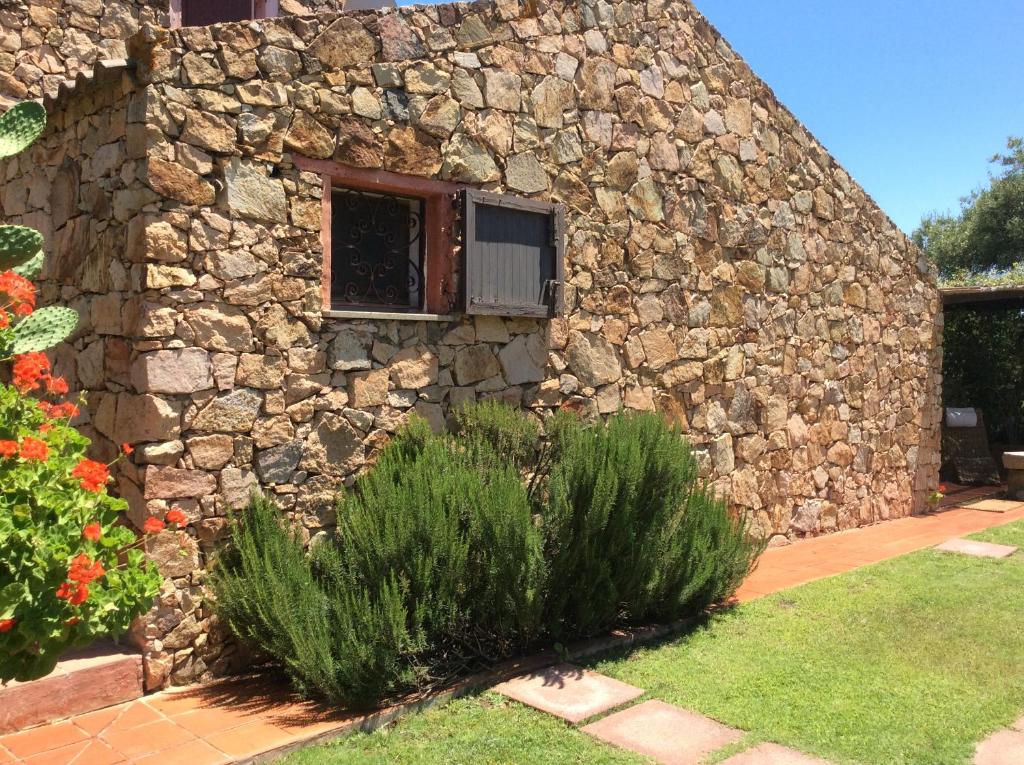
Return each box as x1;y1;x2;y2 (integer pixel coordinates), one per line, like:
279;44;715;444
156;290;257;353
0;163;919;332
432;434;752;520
12;353;49;393
40;401;80;419
82;523;102;542
45;376;69;396
0;271;35;316
18;437;49;462
121;442;134;456
72;459;109;493
68;554;105;584
938;483;948;493
0;309;8;329
0;618;16;633
165;508;188;527
56;582;89;605
0;440;17;459
143;517;166;534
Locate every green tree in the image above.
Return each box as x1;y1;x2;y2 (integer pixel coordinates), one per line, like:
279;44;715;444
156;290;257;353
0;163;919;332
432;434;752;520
913;136;1024;278
914;137;1024;444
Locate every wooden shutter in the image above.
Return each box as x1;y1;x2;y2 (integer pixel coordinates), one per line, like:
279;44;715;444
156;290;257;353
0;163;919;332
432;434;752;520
461;189;565;318
182;0;254;26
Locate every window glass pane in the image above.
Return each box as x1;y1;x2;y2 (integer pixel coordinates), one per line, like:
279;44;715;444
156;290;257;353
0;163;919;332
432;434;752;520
183;0;253;26
330;188;424;310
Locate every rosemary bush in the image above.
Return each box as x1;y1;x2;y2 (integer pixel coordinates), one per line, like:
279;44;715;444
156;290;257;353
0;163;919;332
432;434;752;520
542;412;761;636
212;423;544;706
213;406;762;707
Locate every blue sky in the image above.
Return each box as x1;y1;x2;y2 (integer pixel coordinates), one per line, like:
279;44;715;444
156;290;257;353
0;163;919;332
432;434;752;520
694;1;1024;234
399;0;1024;234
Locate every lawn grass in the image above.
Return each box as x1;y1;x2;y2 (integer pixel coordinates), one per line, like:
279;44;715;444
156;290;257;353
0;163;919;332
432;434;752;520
282;520;1024;765
592;521;1024;765
279;692;647;765
969;517;1024;547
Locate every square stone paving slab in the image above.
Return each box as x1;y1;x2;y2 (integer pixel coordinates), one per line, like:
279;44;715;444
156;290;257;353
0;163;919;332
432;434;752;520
581;699;742;765
720;742;834;764
964;499;1024;514
935;538;1018;558
492;664;643;724
974;729;1024;765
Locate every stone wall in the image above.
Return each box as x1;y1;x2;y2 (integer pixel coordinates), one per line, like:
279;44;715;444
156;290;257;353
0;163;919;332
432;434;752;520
0;0;166;105
0;61;142;470
0;0;359;106
0;0;943;688
0;59;232;684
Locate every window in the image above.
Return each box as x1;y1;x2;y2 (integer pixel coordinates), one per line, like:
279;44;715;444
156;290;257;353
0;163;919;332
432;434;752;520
330;187;424;310
462;190;564;318
170;0;278;27
294;158;564;319
295;158;459;316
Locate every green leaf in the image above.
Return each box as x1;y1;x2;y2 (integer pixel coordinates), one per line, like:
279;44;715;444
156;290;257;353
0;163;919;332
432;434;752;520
11;306;78;354
0;226;43;270
0;582;28;618
0;102;46;161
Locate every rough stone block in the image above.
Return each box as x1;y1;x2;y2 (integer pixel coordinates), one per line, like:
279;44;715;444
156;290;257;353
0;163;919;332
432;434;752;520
114;395;183;445
935;538;1018;558
131;349;215;394
348;369;389;408
143;466;217;500
493;664;643;724
582;700;742;765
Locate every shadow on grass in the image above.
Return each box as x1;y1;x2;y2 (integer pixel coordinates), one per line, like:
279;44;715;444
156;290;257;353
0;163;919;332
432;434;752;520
165;604;735;735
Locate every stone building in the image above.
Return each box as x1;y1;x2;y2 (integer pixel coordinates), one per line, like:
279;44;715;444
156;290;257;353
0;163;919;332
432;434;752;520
0;0;942;688
0;0;394;105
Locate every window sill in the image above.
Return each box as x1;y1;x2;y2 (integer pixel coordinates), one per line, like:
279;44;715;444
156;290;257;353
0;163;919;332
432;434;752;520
323;309;456;322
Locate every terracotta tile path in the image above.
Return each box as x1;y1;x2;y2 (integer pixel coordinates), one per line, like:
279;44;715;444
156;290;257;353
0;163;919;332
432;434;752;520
2;495;1023;764
734;498;1024;602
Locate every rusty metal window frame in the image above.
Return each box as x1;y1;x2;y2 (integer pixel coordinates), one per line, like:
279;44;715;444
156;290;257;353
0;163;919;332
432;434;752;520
293;157;460;316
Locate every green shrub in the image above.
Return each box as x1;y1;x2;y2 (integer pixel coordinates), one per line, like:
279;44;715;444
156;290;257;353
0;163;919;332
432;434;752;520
213;406;763;707
210;493;414;706
540;412;759;638
454;398;540;472
334;429;546;653
211;424;545;706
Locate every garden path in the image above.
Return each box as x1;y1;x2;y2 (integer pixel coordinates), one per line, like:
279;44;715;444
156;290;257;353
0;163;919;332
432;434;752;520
1;492;1022;765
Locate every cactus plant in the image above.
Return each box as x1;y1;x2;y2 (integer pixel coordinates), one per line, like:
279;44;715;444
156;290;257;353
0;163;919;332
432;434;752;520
0;102;70;356
12;250;43;279
0;225;43;270
10;306;78;355
0;101;45;161
0;103;75;356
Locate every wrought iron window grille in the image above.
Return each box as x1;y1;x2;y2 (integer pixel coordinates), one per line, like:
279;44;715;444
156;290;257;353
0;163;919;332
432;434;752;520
330;187;426;311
